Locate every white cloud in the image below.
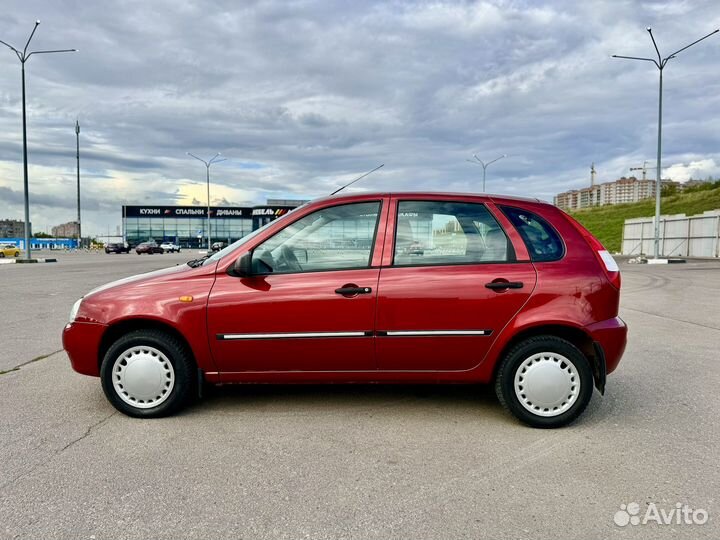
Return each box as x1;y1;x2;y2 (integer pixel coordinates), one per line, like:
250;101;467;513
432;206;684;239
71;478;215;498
665;158;720;182
0;0;718;236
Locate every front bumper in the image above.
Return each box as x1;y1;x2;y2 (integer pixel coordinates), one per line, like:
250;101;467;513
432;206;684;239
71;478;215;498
62;321;107;377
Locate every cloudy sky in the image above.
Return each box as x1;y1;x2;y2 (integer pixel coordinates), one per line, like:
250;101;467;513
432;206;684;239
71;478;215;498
1;0;719;236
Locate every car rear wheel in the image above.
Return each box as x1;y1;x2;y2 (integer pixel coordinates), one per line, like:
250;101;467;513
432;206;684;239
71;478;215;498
100;329;195;418
495;335;593;428
0;253;4;258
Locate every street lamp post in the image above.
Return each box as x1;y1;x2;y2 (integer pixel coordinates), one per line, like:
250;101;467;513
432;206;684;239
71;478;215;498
1;21;77;260
613;27;718;260
75;120;81;249
187;152;227;250
466;154;507;192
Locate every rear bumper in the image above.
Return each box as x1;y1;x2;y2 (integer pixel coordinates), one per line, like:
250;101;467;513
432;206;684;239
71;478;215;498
585;316;627;376
62;321;107;377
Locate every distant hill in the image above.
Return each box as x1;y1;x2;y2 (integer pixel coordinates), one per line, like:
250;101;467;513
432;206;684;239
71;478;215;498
569;181;720;253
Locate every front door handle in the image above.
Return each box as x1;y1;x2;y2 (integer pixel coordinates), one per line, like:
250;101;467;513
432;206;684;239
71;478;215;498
485;281;524;290
335;285;372;296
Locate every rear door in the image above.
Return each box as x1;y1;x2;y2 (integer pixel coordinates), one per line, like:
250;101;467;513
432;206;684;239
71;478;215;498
376;197;537;371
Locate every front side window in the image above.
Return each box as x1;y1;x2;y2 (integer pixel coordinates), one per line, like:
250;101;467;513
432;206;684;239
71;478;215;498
393;201;511;266
252;201;381;274
500;206;564;262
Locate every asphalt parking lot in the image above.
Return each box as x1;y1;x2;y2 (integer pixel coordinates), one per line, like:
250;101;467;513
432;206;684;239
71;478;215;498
1;252;719;539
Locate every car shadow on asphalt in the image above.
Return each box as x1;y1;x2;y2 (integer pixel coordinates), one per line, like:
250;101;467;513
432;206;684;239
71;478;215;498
186;381;619;430
192;382;507;418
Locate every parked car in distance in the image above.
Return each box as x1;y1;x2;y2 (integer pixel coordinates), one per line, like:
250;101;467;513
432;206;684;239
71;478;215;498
105;242;130;254
211;241;227;252
63;191;627;428
0;244;20;258
135;242;164;255
160;242;181;253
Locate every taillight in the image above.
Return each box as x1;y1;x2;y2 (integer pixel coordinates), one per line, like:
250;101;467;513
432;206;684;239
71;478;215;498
562;213;621;289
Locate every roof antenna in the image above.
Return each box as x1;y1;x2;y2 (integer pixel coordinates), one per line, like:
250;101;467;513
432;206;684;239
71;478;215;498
330;164;384;195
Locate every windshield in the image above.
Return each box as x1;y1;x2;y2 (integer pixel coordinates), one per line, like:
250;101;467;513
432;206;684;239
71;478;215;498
200;209;300;266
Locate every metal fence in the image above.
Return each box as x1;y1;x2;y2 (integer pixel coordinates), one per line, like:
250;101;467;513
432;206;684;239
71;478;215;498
622;210;720;257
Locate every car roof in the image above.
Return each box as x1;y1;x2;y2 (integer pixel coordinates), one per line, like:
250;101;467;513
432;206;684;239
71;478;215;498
309;191;544;206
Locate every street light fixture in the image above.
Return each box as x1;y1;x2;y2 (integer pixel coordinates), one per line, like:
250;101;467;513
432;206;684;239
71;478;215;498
466;154;507;192
0;21;77;260
613;27;719;259
187;152;227;250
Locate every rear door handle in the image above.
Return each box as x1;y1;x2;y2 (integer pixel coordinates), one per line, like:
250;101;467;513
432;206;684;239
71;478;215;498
335;286;372;296
485;281;524;290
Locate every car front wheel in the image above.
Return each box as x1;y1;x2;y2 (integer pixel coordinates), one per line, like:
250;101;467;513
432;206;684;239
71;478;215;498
495;335;594;428
100;329;195;418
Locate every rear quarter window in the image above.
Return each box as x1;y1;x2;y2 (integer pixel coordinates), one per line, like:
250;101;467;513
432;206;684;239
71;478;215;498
500;206;565;262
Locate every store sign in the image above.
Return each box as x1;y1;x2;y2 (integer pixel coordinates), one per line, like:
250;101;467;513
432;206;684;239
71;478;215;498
216;209;246;217
125;206;251;218
252;207;291;217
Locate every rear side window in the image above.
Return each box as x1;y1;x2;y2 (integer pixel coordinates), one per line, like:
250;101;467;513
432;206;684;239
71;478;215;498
393;200;512;266
501;206;564;262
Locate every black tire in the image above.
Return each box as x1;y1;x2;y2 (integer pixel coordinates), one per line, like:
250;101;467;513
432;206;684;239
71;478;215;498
100;329;195;418
0;253;4;258
495;335;594;428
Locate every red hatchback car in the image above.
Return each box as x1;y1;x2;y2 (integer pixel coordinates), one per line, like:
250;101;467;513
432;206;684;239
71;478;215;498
63;192;627;427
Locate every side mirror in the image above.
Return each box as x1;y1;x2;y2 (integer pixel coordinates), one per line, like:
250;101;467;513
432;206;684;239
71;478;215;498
230;252;253;277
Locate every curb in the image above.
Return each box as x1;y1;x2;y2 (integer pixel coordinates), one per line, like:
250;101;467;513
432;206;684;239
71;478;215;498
628;256;687;265
2;258;58;264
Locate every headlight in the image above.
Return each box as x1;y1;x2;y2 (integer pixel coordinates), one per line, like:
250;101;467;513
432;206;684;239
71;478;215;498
69;298;83;323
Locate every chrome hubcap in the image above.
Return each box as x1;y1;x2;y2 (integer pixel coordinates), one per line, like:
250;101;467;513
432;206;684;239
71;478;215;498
514;352;580;417
112;346;175;409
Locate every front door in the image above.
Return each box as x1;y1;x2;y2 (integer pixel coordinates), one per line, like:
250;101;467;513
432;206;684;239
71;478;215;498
208;200;384;372
376;199;537;371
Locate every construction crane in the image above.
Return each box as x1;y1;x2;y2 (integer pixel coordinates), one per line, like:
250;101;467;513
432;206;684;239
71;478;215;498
629;160;658;181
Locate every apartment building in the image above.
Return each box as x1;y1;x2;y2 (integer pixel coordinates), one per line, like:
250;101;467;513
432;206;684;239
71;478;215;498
554;177;676;211
51;221;80;238
0;219;31;238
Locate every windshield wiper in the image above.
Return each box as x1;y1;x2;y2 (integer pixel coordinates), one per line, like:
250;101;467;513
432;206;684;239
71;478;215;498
186;254;210;268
